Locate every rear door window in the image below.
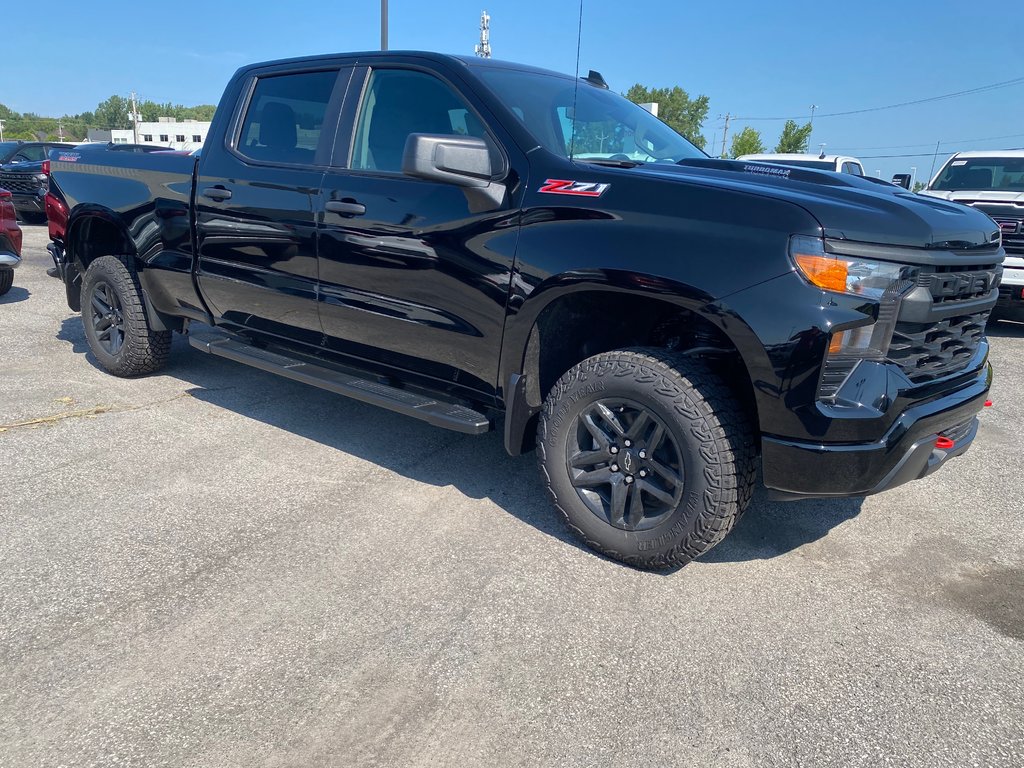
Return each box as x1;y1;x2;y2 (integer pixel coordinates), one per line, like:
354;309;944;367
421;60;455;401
235;70;340;166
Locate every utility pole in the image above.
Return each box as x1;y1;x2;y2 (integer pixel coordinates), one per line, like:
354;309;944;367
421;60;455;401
910;166;917;190
718;113;731;159
475;10;491;58
58;119;65;142
808;104;817;146
130;90;140;144
380;0;388;50
0;119;5;142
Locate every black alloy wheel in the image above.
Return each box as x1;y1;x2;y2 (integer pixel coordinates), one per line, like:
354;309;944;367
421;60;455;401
89;281;126;356
79;255;171;376
567;399;684;531
537;348;756;570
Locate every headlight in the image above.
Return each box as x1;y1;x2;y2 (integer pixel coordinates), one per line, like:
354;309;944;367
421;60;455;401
790;235;918;401
790;235;911;300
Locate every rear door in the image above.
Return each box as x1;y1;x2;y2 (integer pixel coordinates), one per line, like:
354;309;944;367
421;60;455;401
315;64;523;398
194;65;348;348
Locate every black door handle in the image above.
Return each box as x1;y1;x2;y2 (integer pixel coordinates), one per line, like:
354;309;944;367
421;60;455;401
201;186;232;201
325;199;366;216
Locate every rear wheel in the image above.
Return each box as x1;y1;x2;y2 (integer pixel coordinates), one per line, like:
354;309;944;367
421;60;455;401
0;269;12;296
80;255;171;376
537;348;756;570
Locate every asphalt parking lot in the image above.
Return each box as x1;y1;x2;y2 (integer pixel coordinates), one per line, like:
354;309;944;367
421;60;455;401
1;224;1022;767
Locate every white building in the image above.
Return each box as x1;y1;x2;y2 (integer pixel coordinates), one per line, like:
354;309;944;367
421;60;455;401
87;117;211;151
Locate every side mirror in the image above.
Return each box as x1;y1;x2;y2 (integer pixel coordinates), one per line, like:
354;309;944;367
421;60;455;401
402;134;493;187
402;133;506;210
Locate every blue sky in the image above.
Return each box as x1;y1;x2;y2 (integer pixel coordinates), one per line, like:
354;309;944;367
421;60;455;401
7;0;1024;182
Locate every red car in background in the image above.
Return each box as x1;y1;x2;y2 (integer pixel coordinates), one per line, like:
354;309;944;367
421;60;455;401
0;188;23;296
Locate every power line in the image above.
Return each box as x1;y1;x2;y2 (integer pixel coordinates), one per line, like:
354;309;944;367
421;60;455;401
855;148;1024;159
734;76;1024;121
836;132;1024;152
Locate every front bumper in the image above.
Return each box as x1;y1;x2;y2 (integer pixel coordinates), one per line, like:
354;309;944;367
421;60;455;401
996;258;1024;316
0;252;20;268
10;192;45;214
762;358;991;500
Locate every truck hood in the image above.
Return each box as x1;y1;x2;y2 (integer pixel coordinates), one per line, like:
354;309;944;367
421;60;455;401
622;158;1001;250
0;160;45;174
919;189;1024;205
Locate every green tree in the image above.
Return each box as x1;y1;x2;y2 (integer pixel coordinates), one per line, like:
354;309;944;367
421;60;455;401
912;181;926;193
774;120;813;153
94;95;132;129
729;126;765;158
624;84;709;150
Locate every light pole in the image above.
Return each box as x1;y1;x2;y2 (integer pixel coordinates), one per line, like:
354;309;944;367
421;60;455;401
381;0;388;50
876;169;882;178
910;166;917;190
0;119;5;142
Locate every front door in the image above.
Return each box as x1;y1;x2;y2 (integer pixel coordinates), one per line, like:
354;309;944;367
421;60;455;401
317;65;522;398
195;66;346;348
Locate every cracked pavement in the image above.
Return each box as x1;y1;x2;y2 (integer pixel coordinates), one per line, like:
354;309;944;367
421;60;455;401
1;225;1023;767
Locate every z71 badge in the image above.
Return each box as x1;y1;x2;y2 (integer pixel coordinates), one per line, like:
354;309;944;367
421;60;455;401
538;179;611;197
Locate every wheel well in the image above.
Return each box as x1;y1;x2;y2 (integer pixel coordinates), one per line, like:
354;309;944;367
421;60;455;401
69;216;135;271
515;291;758;452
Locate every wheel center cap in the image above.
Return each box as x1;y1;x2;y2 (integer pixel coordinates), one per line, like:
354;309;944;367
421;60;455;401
620;449;638;475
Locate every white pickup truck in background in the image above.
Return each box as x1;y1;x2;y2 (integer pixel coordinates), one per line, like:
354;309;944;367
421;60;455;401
737;153;866;176
921;150;1024;321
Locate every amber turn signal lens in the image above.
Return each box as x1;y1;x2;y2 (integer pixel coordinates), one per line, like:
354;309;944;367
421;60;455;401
828;331;845;354
794;253;849;293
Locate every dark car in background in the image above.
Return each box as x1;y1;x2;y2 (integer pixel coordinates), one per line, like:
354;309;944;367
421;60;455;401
0;141;75;224
0;188;23;296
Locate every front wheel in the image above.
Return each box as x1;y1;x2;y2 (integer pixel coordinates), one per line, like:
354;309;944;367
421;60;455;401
80;255;171;376
537;348;756;570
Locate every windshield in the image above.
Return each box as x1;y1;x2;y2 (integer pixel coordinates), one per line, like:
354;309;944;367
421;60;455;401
474;67;705;164
0;141;22;163
931;157;1024;191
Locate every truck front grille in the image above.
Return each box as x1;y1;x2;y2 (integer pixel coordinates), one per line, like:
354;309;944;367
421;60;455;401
965;203;1024;255
0;173;42;195
888;310;989;382
885;259;1000;383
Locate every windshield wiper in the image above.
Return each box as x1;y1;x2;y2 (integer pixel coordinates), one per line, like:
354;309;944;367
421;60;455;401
576;158;644;168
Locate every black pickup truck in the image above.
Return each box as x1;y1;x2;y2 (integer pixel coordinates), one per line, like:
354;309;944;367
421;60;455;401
46;52;1003;569
0;141;75;223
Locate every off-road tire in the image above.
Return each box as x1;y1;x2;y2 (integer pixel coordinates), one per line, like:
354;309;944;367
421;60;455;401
537;347;756;570
80;255;171;376
0;269;12;296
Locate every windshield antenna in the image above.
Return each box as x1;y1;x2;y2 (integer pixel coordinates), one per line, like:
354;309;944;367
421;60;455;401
569;0;583;160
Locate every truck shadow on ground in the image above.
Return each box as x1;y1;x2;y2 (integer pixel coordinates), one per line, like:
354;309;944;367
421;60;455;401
0;285;30;305
56;317;865;569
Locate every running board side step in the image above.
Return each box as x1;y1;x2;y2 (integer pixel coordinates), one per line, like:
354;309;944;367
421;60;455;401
189;336;491;434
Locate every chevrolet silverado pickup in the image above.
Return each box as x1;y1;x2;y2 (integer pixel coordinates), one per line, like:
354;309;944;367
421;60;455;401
0;189;22;295
46;52;1003;569
0;141;75;224
921;150;1024;321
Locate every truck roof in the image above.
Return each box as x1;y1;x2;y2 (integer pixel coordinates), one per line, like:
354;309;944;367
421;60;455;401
738;153;862;164
948;149;1024;159
236;50;572;80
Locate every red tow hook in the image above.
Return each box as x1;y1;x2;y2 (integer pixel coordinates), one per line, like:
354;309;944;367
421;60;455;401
984;400;993;407
935;436;955;450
